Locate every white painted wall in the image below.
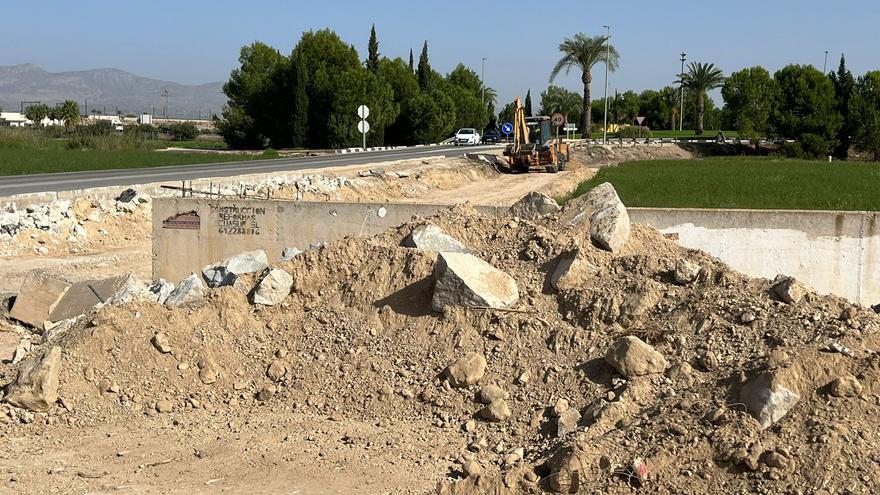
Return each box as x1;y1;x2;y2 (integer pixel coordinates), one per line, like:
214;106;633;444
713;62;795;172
630;208;880;306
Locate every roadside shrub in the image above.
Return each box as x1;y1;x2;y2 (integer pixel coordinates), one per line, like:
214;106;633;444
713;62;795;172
799;133;833;158
0;128;49;150
168;121;199;141
779;141;806;159
262;148;279;158
67;131;148;151
617;126;653;139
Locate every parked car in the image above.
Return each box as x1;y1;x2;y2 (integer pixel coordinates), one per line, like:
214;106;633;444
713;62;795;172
453;128;480;146
482;129;501;144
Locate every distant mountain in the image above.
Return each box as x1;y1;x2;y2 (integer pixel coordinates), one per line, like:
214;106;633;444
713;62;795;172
0;64;226;119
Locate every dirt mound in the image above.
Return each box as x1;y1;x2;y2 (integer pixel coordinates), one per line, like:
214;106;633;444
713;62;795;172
3;198;880;494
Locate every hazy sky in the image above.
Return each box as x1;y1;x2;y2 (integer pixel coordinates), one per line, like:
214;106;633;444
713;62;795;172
4;1;878;106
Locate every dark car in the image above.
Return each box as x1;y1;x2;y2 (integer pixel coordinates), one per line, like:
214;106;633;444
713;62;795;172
482;129;501;144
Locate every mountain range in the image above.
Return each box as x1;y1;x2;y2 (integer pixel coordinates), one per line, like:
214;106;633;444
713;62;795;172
0;64;227;119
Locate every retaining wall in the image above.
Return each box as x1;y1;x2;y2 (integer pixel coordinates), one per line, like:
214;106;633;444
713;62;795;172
152;198;503;282
630;208;880;306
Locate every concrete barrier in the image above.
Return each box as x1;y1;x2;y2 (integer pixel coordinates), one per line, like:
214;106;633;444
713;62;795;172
152;198;504;281
630;208;880;306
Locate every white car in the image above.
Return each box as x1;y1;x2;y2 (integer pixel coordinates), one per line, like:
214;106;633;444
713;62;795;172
453;128;480;146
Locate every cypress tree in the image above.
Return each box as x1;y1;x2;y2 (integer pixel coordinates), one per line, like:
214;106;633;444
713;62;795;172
831;54;855;159
367;24;380;74
291;50;309;147
417;41;431;91
408;48;414;73
524;89;533;116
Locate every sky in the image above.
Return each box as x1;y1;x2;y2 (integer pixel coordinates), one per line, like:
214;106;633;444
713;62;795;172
3;1;878;107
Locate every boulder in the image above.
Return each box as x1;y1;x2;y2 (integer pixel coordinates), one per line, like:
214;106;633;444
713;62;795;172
202;250;269;288
557;407;581;437
146;279;175;305
480;399;511;422
3;346;61;412
830;375;862;398
165;274;206;308
251;269;293;306
605;336;668;378
568;183;631;253
431;252;519;312
550;251;599;291
674;259;701;285
446;352;487;388
771;275;809;304
403;224;467;253
281;247;303;261
478;384;507;404
507;192;561;221
740;371;800;430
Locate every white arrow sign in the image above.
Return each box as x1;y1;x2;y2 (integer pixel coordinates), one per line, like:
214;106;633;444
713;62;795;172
358;120;370;134
358;105;370;119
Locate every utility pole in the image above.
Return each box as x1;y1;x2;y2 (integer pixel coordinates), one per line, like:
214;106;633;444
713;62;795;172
84;99;88;117
481;57;487;107
602;25;611;145
162;89;169;118
823;50;829;73
679;52;687;132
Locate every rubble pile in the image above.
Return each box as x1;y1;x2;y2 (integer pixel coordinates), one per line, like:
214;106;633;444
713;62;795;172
1;183;879;494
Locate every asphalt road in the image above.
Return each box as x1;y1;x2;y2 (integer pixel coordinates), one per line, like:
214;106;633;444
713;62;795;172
0;144;502;197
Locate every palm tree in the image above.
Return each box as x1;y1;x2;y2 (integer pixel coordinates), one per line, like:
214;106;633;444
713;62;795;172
659;86;681;131
549;33;619;137
540;85;583;124
58;100;81;131
679;62;725;135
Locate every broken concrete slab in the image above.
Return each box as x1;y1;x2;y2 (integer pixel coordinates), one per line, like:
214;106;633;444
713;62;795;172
48;274;135;322
0;332;21;363
507;191;561;221
431;252;519;312
3;346;61;412
9;271;71;328
146;279;175;305
251;269;293;306
202;250;270;288
404;224;467;253
281;247;303;261
165;273;206;308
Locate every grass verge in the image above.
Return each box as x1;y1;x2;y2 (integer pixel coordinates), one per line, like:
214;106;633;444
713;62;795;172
563;156;880;211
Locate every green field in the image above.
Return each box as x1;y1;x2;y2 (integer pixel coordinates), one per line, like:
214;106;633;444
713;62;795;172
0;129;277;176
565;157;880;211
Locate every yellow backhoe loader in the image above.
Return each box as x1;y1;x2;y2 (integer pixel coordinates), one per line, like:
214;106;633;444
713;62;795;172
501;97;570;173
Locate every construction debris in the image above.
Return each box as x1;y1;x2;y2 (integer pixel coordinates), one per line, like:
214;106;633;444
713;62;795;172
431;252;519;312
404;224;468;253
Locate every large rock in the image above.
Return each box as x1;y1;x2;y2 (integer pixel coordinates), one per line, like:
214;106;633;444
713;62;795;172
431;252;519;312
771;275;809;304
830;375;862;398
550;250;599;291
507;192;561;221
404;224;467;253
202;250;269;288
674;259;701;285
9;271;71;328
165;274;206;307
445;352;487;387
281;247;303;261
740;371;800;430
3;346;61;412
251;269;293;306
568;183;631;253
146;279;175;305
557;407;581;437
605;336;668;378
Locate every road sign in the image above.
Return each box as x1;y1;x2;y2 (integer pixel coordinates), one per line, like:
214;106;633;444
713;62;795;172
357;120;370;134
551;113;566;127
501;122;513;135
563;123;577;131
357;105;370;119
635;116;646;125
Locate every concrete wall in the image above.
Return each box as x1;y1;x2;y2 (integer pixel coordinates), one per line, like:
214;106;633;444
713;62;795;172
152;198;503;282
630;208;880;306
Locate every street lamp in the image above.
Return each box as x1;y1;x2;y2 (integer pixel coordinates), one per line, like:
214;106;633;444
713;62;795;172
679;52;687;132
823;50;829;73
481;57;487;106
602;25;611;145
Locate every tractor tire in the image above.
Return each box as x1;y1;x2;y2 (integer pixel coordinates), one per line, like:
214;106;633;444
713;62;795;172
558;157;566;171
545;164;559;174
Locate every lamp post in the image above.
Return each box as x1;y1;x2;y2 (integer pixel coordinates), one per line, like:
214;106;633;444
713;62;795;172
602;25;611;145
481;57;487;106
823;50;829;73
679;52;687;132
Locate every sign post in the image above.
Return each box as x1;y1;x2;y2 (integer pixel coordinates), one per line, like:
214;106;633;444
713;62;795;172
357;105;370;150
551;112;566;147
635;115;646;139
501;122;513;143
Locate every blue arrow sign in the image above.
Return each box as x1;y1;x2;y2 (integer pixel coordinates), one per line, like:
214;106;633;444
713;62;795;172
501;122;513;135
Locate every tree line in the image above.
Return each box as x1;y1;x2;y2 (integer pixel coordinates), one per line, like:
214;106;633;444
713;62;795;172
215;26;495;149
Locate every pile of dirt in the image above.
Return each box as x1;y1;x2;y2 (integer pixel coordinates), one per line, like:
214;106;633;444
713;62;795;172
3;188;879;494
